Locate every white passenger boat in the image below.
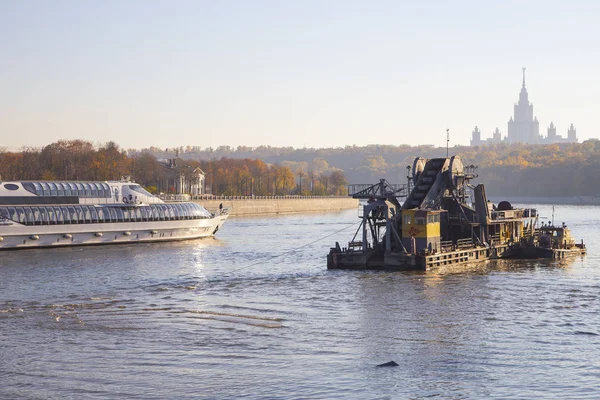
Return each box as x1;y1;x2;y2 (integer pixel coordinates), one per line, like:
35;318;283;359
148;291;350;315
0;179;228;250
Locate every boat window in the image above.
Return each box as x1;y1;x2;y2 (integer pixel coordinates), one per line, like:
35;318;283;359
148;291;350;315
148;205;158;221
114;207;124;222
74;182;84;197
23;207;34;225
89;183;97;197
39;207;49;225
130;207;138;222
104;207;118;222
148;205;156;221
199;204;209;218
179;203;189;219
13;207;23;224
128;184;153;197
48;182;58;196
185;204;194;219
82;183;91;198
134;207;142;222
69;206;78;223
40;182;50;196
124;207;134;222
0;207;10;220
154;205;162;220
31;207;41;225
97;208;105;222
168;205;177;220
15;207;27;224
404;215;411;224
89;206;98;223
34;207;43;224
45;207;55;224
68;182;77;196
106;208;114;222
181;204;189;219
33;182;43;195
172;204;181;220
8;207;18;222
55;182;65;196
159;205;168;220
140;206;149;221
65;206;75;223
82;206;91;223
54;207;64;224
188;203;199;219
103;183;111;198
192;203;209;219
124;207;132;222
415;217;426;225
72;206;83;223
59;207;68;224
22;182;36;194
58;206;67;224
3;183;19;191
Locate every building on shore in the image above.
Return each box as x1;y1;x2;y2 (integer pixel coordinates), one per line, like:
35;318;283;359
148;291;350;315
471;69;579;146
158;157;206;195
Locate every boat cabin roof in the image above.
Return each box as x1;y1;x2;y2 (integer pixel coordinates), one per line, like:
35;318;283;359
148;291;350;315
539;226;569;236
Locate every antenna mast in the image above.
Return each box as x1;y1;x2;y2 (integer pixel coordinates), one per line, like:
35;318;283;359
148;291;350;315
446;128;450;158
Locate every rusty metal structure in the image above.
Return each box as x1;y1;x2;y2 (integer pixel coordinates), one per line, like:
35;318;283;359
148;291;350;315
327;156;586;270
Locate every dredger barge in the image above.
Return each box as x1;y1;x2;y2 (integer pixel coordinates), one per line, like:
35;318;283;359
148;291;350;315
327;156;586;271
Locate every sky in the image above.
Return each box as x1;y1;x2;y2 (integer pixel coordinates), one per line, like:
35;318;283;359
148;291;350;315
1;0;599;151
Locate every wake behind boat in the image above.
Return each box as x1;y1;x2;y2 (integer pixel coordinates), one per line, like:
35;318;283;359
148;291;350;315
0;179;228;250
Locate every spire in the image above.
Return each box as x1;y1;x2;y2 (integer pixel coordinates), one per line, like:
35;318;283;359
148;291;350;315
522;67;526;88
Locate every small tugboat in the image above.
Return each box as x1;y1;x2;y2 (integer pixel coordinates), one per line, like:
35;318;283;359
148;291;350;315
327;156;586;271
504;221;586;260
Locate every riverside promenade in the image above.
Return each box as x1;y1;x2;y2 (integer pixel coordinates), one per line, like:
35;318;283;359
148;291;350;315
191;195;359;217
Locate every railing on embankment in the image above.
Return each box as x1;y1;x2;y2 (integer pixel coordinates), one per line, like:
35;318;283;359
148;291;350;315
190;195;359;217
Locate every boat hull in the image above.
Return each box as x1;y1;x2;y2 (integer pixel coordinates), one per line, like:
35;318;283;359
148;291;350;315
503;244;586;260
0;215;228;250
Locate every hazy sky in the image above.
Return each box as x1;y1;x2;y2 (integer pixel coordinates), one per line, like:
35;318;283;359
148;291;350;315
2;0;599;150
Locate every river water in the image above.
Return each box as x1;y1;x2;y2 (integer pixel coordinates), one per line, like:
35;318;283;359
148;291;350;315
1;204;600;399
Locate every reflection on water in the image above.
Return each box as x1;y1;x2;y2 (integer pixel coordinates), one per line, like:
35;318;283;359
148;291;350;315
1;206;600;399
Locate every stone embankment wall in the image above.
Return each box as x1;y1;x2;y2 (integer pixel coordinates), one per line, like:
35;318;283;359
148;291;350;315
192;196;359;216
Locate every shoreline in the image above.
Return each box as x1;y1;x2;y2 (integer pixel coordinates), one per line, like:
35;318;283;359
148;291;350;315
192;196;359;216
488;196;600;205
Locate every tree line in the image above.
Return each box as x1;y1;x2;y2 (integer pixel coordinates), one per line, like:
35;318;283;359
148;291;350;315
141;140;600;197
0;140;348;196
7;138;600;197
